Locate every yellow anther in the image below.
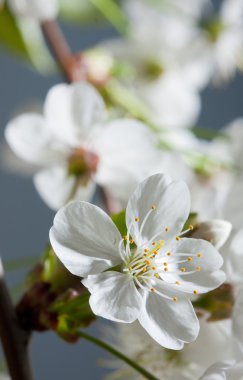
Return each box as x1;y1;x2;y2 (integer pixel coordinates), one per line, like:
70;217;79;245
135;217;140;222
144;248;149;253
151;287;156;292
164;262;168;266
176;236;181;241
197;253;203;258
172;296;178;302
164;267;168;272
189;224;194;230
180;267;186;272
159;240;165;246
145;260;151;265
152;241;156;246
130;239;134;244
167;252;171;256
165;227;170;232
151;204;156;210
193;290;198;295
154;251;159;255
196;266;201;271
175;281;181;285
143;266;147;273
152;266;156;270
187;257;193;262
154;273;160;278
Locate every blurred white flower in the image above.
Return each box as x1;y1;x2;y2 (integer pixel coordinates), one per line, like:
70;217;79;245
199;360;243;380
101;38;201;129
50;173;225;348
8;0;59;20
191;0;243;82
5;82;156;209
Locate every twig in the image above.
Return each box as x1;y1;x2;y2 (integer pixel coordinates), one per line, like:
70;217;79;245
0;259;33;380
78;331;159;380
41;20;87;82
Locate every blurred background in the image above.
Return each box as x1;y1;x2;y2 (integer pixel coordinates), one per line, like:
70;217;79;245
1;1;243;378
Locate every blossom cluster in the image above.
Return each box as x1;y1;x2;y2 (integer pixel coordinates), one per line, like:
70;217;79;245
2;0;243;379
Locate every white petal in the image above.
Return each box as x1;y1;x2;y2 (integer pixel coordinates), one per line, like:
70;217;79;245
227;228;243;284
162;238;225;294
49;201;121;277
44;82;106;146
82;271;143;322
138;281;199;349
223;176;243;229
200;361;236;380
232;289;243;356
94;119;157;202
34;165;95;210
126;173;190;246
4;114;62;165
175;238;224;271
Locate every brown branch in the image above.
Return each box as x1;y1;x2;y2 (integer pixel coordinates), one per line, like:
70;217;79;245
0;259;33;380
41;20;87;83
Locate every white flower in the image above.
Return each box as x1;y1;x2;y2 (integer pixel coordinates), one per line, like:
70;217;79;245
5;82;156;210
8;0;59;20
50;173;225;349
200;360;243;380
101;38;201;129
190;0;243;82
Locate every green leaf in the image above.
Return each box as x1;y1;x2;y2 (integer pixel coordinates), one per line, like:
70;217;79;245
192;126;228;141
90;0;129;35
183;212;199;231
0;4;54;73
59;0;102;24
0;3;30;59
112;209;126;237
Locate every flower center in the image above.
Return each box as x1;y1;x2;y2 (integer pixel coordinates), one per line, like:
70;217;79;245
68;147;99;178
119;205;202;302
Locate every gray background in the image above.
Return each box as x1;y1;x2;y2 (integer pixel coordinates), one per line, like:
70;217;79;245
0;19;243;380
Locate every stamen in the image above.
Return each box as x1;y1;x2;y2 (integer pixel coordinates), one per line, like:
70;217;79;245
165;227;170;232
193;290;198;295
180;267;186;272
176;236;181;241
187;257;193;262
135;217;140;222
175;281;181;285
151;204;156;210
172;296;178;302
197;253;203;258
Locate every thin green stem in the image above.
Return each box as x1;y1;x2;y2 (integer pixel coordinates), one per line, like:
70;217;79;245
78;330;159;380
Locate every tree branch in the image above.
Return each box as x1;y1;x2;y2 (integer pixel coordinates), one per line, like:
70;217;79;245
0;259;33;380
41;20;87;83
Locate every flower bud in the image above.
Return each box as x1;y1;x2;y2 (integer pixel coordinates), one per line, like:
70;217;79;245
191;219;232;249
